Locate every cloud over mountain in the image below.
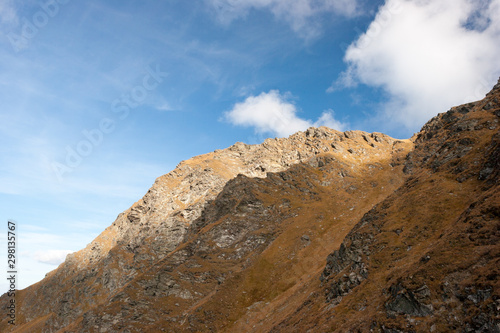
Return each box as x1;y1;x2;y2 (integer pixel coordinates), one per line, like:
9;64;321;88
225;90;346;137
332;0;500;129
34;249;73;265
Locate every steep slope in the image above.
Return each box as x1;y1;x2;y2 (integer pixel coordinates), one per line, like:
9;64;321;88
0;125;410;332
269;79;500;332
2;79;498;332
59;135;411;332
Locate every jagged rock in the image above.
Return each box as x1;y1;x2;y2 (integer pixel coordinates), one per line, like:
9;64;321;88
281;78;500;332
2;78;499;333
385;283;433;317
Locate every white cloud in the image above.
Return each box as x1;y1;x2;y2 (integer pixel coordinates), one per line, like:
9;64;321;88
332;0;500;130
33;249;73;265
207;0;359;38
225;90;347;137
314;108;347;130
1;230;99;290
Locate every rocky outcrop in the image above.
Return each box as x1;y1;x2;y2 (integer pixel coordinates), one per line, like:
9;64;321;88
58;133;410;332
1;78;499;333
385;283;433;317
320;208;377;304
0;122;411;332
273;78;500;332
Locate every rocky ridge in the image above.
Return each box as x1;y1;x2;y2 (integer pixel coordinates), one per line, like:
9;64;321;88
0;124;409;332
274;78;500;332
1;78;498;332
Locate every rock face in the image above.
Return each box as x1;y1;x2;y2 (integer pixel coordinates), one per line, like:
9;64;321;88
0;79;499;332
275;78;500;332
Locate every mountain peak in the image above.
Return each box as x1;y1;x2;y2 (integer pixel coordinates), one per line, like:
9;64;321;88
1;80;499;332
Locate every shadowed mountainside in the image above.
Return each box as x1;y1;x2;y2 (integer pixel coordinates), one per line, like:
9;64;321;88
1;79;499;332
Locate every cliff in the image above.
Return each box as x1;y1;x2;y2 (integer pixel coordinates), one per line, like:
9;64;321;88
1;79;498;332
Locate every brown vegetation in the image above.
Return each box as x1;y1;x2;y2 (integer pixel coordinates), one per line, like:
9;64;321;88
1;79;498;332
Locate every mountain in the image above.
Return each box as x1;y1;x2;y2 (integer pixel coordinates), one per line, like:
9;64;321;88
1;79;499;332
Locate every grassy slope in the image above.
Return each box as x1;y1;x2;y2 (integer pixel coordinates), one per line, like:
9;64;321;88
60;137;411;332
269;85;500;332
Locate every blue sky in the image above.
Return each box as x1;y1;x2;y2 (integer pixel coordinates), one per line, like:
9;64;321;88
0;0;499;291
